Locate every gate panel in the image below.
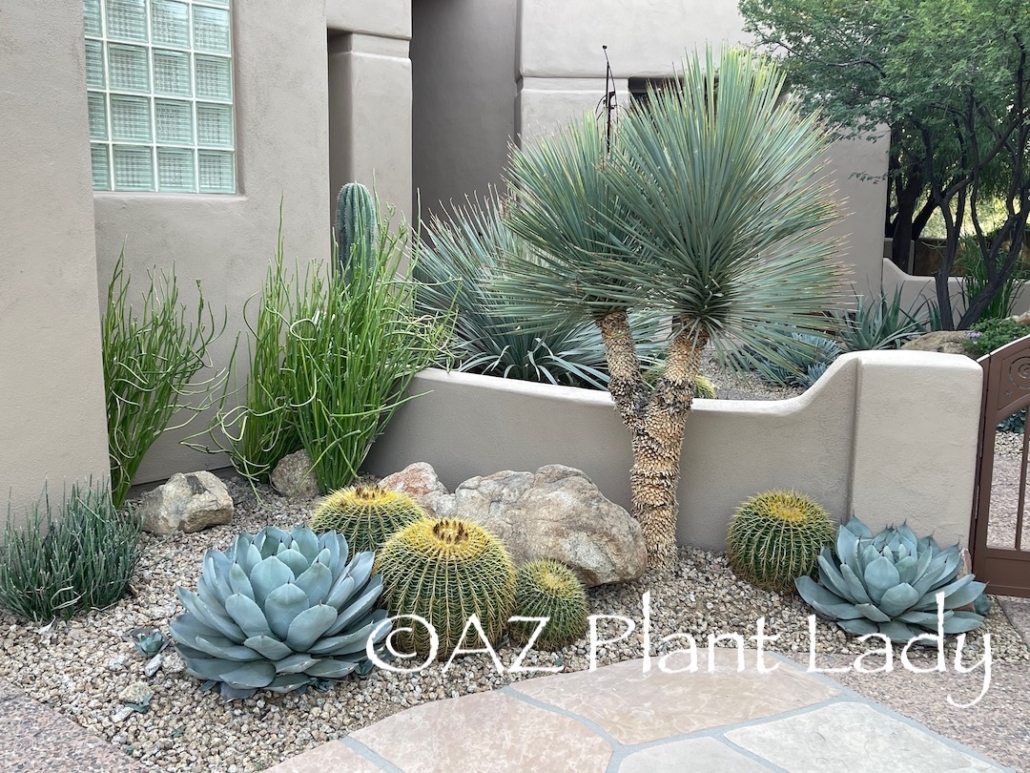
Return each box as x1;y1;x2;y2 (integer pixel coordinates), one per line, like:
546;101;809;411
971;336;1030;597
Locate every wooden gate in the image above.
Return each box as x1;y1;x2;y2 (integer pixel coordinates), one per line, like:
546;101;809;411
971;335;1030;598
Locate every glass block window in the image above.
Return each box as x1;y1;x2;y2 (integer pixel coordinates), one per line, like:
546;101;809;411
84;0;235;193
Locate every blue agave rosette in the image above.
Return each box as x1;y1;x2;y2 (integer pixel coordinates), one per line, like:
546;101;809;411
171;526;391;699
796;517;990;643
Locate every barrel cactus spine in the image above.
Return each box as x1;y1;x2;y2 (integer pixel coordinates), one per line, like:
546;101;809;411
375;518;516;658
335;182;378;280
727;490;836;592
510;559;588;649
310;484;428;555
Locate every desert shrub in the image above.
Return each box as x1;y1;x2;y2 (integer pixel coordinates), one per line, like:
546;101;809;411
102;253;222;508
965;318;1030;356
416;194;663;390
832;287;926;351
958;234;1030;322
739;330;843;389
0;480;143;622
208;209;452;491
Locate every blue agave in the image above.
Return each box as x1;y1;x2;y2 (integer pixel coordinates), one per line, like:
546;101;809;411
171;526;391;699
795;517;989;642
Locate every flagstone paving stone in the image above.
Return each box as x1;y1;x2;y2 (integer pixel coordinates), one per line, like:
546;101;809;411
508;650;840;745
616;737;770;772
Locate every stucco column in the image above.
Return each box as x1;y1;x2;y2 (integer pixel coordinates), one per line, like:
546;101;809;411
328;34;413;226
0;2;110;521
848;351;984;548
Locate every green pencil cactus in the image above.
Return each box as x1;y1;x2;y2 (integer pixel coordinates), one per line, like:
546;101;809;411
375;518;516;658
310;484;428;554
510;560;588;648
335;182;378;280
727;490;836;592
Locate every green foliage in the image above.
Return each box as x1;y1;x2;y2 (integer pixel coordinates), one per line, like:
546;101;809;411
740;0;1030;329
102;252;222;508
375;519;516;658
0;480;143;623
498;47;844;370
966;318;1030;356
795;517;990;642
727;490;836;592
310;484;428;554
832;287;927;352
335;183;378;281
742;331;843;389
416;194;662;389
693;375;717;400
171;526;391;700
958;235;1030;322
207;208;451;492
510;560;588;648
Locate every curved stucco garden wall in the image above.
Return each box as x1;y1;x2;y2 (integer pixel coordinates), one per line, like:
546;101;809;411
883;259;1030;320
364;351;983;552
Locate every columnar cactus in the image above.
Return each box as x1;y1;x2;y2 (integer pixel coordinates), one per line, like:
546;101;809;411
375;518;516;658
310;484;428;554
727;490;836;592
335;182;378;280
510;559;588;648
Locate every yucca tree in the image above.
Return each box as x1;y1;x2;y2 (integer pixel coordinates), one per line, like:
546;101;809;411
498;48;845;571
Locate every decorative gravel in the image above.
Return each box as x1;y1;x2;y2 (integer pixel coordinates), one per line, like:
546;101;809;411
0;475;1025;773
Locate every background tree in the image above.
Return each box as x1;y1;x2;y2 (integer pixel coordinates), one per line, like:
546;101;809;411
740;0;1030;329
497;48;844;571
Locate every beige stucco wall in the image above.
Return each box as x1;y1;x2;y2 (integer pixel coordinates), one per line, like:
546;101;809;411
366;350;983;552
882;259;1030;320
411;0;518;222
0;2;110;520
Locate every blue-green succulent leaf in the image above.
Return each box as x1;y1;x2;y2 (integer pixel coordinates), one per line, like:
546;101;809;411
325;575;357;610
854;602;892;623
290;527;320;562
837;617;878;636
273;653;319;674
264;583;309;640
243;635;293;661
276;548;311;580
194;635;262;662
877;583;920;617
229;562;255;600
176;587;245;641
295;562;333;606
224;593;273;639
941;612;986;634
863;556;900;604
221;661;277;689
265;674;311;693
839;562;871;604
285;604;338;652
304;658;358;679
251;556;295;609
327;575;383;636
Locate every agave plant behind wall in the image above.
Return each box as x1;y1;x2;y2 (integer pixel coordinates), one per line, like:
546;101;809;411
416;193;663;390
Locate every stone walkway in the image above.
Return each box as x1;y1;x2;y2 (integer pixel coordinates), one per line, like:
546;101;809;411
267;648;1013;773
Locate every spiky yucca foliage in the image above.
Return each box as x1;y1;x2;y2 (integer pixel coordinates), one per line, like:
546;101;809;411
375;519;516;658
310;484;427;554
497;47;844;570
416;194;662;389
727;491;836;592
510;560;588;648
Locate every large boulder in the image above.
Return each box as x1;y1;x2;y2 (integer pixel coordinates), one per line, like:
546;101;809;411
270;449;320;499
449;465;646;587
139;471;233;535
901;331;975;356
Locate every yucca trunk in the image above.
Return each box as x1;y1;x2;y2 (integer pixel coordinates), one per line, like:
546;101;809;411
599;311;706;571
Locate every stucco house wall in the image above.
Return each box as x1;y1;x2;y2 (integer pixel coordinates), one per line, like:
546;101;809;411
413;0;890;299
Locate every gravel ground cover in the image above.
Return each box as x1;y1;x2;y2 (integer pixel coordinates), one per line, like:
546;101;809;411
2;365;1022;772
0;474;1025;773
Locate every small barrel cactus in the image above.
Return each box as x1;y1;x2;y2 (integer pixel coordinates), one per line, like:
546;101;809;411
170;526;391;700
310;484;427;554
693;374;717;400
796;517;990;642
727;490;836;592
335;182;378;280
510;560;588;648
375;518;516;658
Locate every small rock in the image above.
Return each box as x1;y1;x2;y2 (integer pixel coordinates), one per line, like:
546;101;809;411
138;471;234;535
119;681;153;707
144;654;162;678
161;650;185;674
270;449;321;499
901;331;975;356
112;706;135;723
146;604;175;621
112;733;129;746
107;654;128;672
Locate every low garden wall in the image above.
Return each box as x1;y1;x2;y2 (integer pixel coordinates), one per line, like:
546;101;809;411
364;350;984;552
883;259;1030;318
